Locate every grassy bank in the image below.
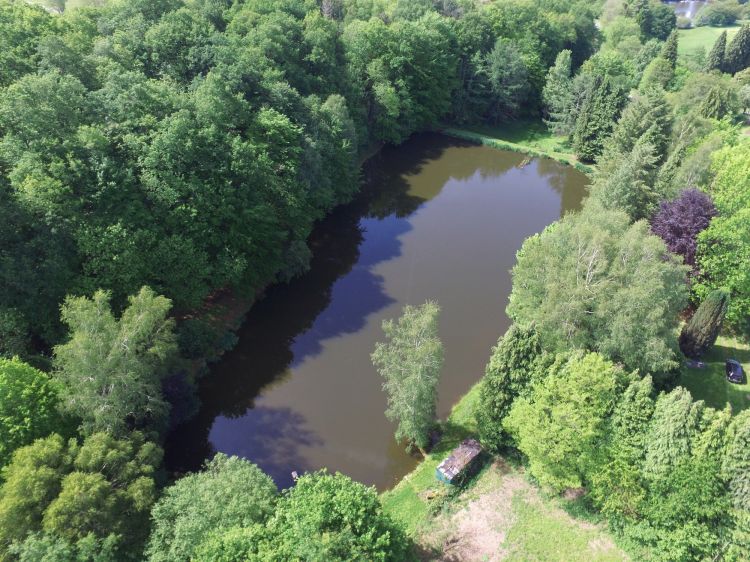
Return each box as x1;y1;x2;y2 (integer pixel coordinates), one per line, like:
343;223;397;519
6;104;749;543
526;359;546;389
442;121;594;176
382;384;627;560
681;335;750;412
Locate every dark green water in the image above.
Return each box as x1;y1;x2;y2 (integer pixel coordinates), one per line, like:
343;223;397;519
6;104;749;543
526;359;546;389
165;133;588;490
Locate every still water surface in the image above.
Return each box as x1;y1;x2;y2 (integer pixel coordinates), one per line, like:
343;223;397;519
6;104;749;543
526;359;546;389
166;134;588;490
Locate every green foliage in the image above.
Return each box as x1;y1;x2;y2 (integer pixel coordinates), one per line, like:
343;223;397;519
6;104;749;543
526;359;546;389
508;203;689;374
627;457;731;561
590;376;655;520
0;0;53;87
482;38;530;121
629;0;676;41
679;289;730;359
725;24;750;75
695;142;750;334
504;352;629;492
476;324;543;452
590;141;660;221
639;56;673;90
695;0;743;27
542;49;574;134
146;454;277;562
706;30;728;72
0;432;161;560
660;30;679;70
371;301;444;452
642;388;702;482
258;471;409;562
0;358;65;470
9;532;119;562
53;287;177;436
572;75;628;162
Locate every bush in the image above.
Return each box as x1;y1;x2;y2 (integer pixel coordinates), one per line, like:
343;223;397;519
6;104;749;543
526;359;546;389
695;1;743;27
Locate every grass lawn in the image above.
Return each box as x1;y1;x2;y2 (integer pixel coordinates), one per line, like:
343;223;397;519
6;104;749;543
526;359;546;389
442;120;594;175
678;24;742;64
382;384;627;560
681;335;750;413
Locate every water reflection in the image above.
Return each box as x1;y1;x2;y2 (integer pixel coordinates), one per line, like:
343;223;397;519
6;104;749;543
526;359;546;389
165;134;588;489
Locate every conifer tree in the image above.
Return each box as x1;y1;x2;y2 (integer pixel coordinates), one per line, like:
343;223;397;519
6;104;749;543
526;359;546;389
542;50;573;134
572;75;628;162
679;289;730;359
660;30;678;70
643;387;702;482
725;24;750;75
705;30;727;73
600;87;672;166
476;324;543;452
590;140;660;221
722;410;750;558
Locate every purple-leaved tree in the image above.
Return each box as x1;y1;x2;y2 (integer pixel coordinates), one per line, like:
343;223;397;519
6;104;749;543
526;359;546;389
651;189;717;270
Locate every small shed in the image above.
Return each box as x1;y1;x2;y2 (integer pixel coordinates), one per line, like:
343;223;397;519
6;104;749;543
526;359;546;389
436;438;483;485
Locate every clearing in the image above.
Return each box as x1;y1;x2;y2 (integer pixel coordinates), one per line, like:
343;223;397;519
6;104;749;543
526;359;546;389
681;335;750;413
381;385;626;561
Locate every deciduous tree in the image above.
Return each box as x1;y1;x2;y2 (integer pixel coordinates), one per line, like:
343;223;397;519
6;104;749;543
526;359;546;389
508;203;689;374
504;353;629;491
146;454;277;562
371;301;443;453
53;287;177;436
650;188;717;269
0;358;65;469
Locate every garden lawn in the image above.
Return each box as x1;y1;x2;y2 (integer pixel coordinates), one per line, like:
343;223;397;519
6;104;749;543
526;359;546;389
681;335;750;413
678;24;742;64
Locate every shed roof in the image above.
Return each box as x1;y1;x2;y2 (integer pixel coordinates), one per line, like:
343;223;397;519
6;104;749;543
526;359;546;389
437;438;482;481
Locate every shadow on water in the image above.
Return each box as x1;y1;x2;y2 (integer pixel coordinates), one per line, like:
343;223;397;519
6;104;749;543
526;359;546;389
165;134;463;479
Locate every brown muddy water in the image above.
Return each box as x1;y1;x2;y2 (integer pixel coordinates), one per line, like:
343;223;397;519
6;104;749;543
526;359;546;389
165;133;588;490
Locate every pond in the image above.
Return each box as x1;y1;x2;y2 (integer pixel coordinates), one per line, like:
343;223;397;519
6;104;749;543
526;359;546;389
165;133;589;490
668;0;708;20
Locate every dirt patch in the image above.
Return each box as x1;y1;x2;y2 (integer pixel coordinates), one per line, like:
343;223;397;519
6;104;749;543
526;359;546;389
425;471;528;562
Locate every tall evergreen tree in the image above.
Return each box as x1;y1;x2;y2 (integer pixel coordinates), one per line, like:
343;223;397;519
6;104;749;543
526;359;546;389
542;49;573;134
679;289;730;359
572;75;628;162
371;301;444;454
589;141;660;221
705;30;727;73
660;30;678;70
642;388;702;482
601;87;673;166
722;410;750;558
476;324;544;452
589;376;655;519
725;24;750;75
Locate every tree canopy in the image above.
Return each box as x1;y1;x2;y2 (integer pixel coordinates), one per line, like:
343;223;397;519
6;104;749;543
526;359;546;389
507;203;689;374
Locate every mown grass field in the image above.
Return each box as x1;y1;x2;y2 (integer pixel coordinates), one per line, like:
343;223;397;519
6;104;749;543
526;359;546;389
381;385;627;561
678;24;743;64
681;335;750;412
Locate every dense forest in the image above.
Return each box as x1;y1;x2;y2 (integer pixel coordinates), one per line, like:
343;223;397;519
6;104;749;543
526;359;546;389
1;0;750;560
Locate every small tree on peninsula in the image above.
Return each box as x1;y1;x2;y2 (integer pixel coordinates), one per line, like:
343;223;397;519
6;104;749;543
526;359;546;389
371;301;443;455
679;289;730;359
